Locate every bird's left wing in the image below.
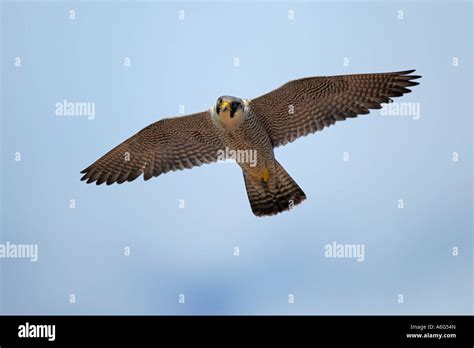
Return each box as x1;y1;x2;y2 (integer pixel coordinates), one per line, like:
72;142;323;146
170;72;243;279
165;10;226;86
80;111;224;185
249;70;421;147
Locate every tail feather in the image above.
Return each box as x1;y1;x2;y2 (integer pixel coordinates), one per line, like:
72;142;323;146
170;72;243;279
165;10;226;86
243;160;306;217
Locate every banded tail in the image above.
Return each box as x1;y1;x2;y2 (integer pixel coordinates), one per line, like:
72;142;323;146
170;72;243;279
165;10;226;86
243;160;306;217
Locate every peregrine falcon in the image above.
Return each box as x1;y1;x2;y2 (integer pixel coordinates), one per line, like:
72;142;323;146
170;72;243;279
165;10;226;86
81;70;421;217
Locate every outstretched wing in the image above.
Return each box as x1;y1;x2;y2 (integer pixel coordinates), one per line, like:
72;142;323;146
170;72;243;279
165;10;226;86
249;70;421;147
80;111;223;185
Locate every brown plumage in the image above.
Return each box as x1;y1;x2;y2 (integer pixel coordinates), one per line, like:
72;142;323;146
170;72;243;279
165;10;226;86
81;70;421;216
250;70;421;147
243;160;306;216
80;112;224;185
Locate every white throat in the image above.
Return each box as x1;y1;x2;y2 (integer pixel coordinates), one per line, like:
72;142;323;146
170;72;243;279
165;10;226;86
209;99;250;129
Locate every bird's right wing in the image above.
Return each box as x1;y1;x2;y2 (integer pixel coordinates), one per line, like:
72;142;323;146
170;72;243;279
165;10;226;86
249;70;421;147
80;111;224;185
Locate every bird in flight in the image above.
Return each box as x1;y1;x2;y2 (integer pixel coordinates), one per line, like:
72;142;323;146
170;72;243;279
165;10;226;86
81;70;421;217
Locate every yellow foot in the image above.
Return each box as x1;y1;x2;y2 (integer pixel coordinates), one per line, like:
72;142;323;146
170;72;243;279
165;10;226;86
261;167;270;182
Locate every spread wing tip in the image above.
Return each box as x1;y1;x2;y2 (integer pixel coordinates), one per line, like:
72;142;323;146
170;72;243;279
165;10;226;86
398;70;421;80
81;167;150;185
398;69;416;74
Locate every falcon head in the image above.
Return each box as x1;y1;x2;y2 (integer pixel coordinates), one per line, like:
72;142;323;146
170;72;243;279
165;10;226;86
215;96;244;120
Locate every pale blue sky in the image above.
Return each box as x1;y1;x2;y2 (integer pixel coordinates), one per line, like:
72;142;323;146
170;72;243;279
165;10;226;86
1;0;472;314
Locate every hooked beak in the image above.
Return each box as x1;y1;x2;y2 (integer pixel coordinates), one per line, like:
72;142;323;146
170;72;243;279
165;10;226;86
220;101;231;112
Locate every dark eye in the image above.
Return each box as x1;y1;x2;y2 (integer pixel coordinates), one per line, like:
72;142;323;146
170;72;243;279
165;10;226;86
231;101;238;110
